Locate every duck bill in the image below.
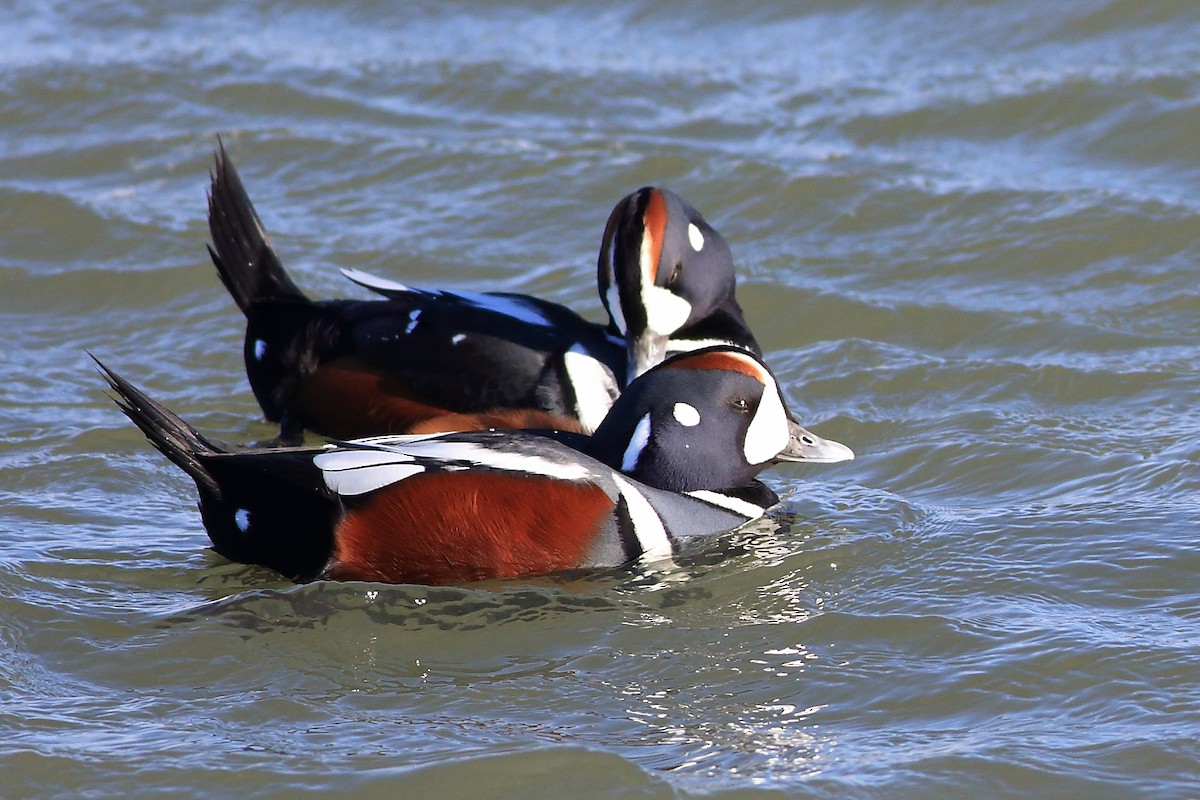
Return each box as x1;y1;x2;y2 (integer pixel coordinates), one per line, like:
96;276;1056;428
626;330;669;381
772;419;855;464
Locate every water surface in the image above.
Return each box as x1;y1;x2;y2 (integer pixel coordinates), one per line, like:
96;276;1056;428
1;1;1198;797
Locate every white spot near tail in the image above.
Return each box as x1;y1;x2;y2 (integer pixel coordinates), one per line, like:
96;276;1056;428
672;402;700;427
253;339;267;361
234;508;251;532
687;223;704;251
451;333;466;345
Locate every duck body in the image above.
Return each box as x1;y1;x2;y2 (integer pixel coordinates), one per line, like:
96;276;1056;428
99;347;852;585
208;145;761;441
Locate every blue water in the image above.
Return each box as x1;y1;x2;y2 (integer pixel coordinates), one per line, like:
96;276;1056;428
1;1;1198;797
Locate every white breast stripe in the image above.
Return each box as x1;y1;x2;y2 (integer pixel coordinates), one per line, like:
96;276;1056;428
612;474;672;559
563;345;620;432
686;490;766;520
621;413;652;472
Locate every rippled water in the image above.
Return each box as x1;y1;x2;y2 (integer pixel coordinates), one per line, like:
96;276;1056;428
2;1;1198;797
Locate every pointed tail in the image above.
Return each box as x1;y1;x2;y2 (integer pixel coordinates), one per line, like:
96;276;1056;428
207;142;346;426
94;355;225;498
95;355;336;580
207;140;308;313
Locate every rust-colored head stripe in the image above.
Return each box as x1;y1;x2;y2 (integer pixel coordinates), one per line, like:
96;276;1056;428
641;189;667;283
661;350;767;384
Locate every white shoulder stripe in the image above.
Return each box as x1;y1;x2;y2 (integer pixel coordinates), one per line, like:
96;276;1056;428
323;438;593;483
419;442;593;481
611;474;672;560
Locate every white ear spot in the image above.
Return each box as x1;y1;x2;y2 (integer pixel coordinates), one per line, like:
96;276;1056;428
672;402;700;427
253;339;267;361
687;223;704;252
621;413;653;472
743;379;790;465
234;508;251;533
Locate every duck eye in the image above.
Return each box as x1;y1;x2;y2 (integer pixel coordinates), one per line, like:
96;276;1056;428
666;262;682;285
730;397;751;414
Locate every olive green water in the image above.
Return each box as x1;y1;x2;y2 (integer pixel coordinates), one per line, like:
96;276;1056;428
1;1;1198;797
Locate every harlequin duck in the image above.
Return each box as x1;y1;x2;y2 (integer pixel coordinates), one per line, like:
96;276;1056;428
207;144;762;443
97;347;852;585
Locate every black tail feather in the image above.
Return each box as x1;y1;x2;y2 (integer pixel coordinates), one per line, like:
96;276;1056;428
96;355;338;581
208;141;347;425
93;354;224;498
207;139;308;314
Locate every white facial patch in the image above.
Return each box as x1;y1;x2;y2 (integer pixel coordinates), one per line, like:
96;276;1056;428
621;413;653;472
743;374;790;465
687;223;704;251
672;402;700;427
253;339;267;361
641;284;692;336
